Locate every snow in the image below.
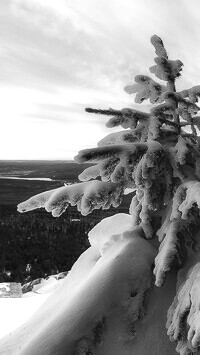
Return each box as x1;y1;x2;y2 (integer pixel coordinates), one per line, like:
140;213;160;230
0;294;51;340
0;277;64;340
167;258;200;354
149;57;183;82
3;31;200;354
27;276;58;294
0;283;10;293
150;35;168;59
0;214;156;354
154;219;180;287
124;75;166;104
105;108;149;130
97;130;136;147
18;180;124;217
178;85;200;103
171;181;200;220
75;141;164;191
88;213;134;254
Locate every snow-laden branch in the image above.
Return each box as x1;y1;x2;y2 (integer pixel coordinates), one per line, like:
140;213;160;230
164;92;200;114
17;181;124;216
97;130;138;146
178;85;200;103
171;181;200;220
76;141;164;187
150;103;174;120
85;107;150;130
124;75;166;104
150;35;168;59
150;57;183;82
192;116;200;130
129;190;154;239
166;260;200;354
170;136;189;166
154;181;200;287
154;215;183;287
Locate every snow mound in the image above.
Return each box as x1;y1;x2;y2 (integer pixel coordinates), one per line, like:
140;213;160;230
0;214;156;354
88;213;134;254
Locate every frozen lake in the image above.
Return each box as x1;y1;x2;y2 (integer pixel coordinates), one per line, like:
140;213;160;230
0;176;54;181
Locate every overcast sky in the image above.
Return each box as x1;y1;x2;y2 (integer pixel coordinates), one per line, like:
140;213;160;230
1;0;200;159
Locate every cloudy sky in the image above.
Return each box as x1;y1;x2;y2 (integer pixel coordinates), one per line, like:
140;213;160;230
1;0;200;160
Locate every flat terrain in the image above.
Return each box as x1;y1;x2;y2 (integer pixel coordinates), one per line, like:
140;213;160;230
0;160;92;179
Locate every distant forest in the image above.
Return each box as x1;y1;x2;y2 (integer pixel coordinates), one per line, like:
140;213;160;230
0;202;131;284
0;204;91;283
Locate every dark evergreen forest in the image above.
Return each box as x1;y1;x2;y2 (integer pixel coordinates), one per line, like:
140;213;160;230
0;199;132;284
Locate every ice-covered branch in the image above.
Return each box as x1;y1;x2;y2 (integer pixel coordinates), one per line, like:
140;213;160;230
17;181;124;217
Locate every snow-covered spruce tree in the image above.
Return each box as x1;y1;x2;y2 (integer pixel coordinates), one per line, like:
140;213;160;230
1;35;200;355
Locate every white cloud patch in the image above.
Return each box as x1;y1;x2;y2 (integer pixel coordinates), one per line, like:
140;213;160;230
1;0;200;159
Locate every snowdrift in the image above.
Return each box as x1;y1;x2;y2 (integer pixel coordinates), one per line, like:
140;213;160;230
0;213;160;355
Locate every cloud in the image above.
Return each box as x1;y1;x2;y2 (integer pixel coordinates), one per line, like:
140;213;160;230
2;0;200;91
2;0;200;94
0;0;141;93
1;0;200;159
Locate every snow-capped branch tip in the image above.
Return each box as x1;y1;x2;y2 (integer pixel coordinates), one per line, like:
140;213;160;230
85;107;150;130
124;75;167;104
150;35;168;58
150;57;183;82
